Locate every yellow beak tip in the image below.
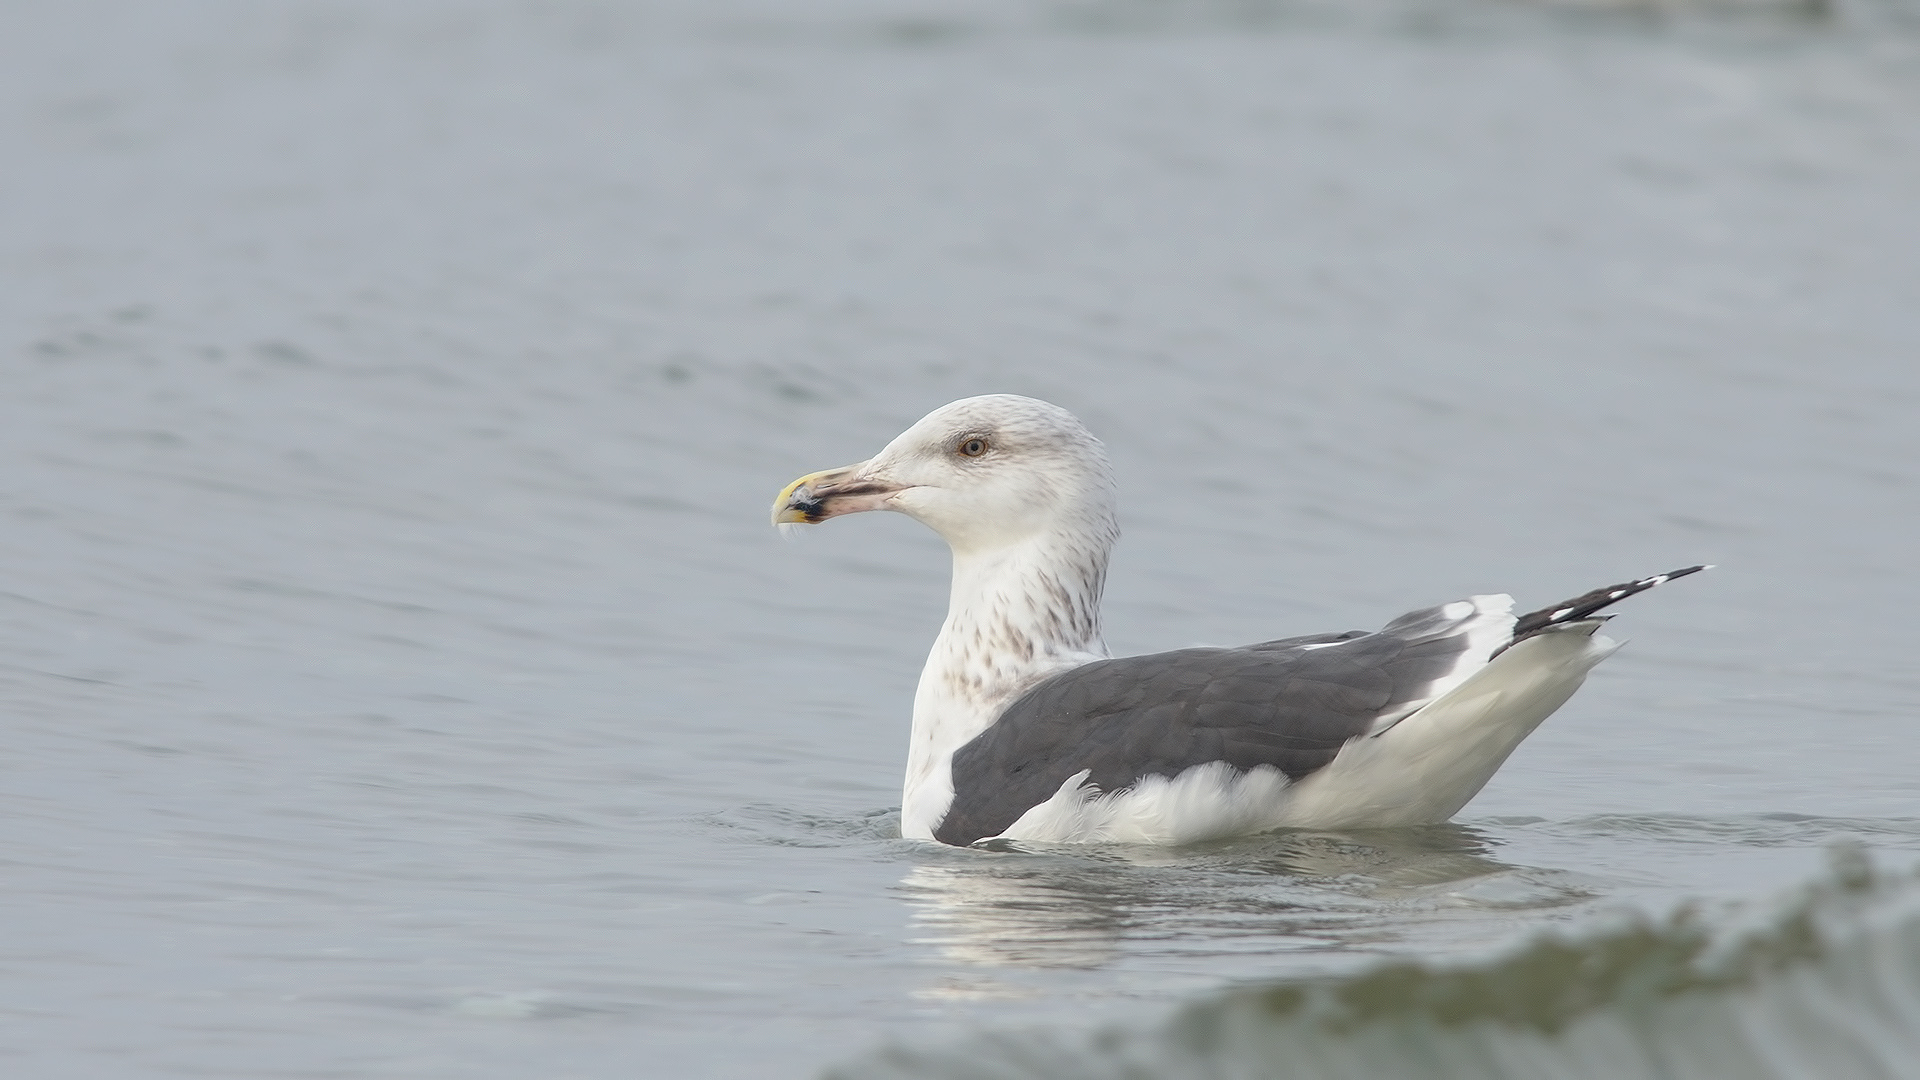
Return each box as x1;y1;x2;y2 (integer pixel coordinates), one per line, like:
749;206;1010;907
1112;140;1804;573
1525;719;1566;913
772;469;836;527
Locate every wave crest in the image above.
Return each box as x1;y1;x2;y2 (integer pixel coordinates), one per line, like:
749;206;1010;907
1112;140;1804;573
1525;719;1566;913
833;848;1920;1080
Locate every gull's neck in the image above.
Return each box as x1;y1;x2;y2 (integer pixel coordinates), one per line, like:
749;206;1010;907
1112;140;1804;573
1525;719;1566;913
900;528;1113;841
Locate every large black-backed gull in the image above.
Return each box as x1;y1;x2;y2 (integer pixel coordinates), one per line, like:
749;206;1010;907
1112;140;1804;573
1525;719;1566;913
773;394;1704;847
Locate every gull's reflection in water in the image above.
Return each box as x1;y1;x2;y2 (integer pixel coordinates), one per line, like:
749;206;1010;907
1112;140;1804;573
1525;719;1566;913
897;825;1562;989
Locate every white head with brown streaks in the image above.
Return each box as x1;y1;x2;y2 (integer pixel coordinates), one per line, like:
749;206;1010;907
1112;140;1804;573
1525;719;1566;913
773;394;1118;556
773;394;1121;839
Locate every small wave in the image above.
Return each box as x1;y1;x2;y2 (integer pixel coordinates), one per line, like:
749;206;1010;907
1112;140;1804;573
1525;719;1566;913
831;848;1920;1080
1526;813;1920;849
698;803;905;847
1032;0;1917;38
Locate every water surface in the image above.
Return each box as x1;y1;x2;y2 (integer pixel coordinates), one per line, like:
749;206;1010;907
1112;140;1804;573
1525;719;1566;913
3;1;1919;1076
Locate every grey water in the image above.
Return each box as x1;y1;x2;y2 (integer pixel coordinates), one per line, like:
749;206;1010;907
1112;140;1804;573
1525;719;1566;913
4;1;1920;1077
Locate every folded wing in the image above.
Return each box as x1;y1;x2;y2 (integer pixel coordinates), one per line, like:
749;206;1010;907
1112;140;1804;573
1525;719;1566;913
934;597;1516;846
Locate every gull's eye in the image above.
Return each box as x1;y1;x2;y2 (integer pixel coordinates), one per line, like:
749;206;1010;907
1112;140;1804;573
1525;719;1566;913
958;437;990;458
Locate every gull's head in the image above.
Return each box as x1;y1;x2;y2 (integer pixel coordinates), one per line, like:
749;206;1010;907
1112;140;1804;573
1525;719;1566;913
772;394;1117;553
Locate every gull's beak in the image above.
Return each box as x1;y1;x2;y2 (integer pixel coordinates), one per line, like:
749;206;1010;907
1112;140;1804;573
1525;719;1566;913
771;463;906;525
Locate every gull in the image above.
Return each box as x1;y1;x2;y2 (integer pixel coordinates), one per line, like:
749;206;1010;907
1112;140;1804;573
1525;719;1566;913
774;394;1704;847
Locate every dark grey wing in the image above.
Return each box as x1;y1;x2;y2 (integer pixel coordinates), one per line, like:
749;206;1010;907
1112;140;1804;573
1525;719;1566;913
934;611;1491;847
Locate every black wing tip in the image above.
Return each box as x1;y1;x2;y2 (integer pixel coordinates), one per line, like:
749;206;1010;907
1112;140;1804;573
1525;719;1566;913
1644;564;1713;586
1509;563;1712;644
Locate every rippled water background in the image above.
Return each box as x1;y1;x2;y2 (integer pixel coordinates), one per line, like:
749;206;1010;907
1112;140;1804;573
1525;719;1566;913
5;1;1920;1077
